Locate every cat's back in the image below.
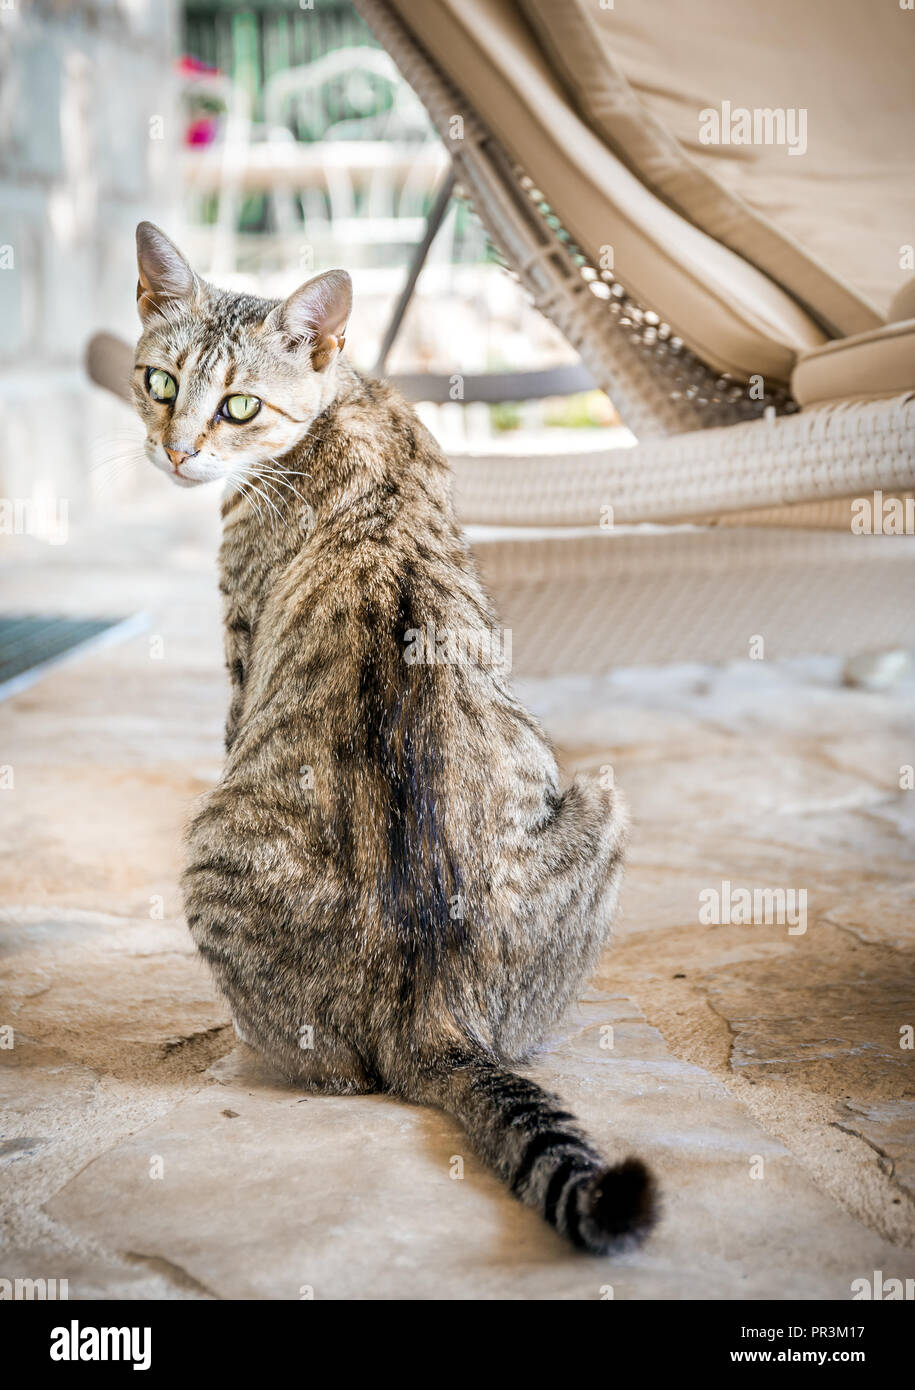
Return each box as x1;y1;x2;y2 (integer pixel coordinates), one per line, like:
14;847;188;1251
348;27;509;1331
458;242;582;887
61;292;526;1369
246;374;501;706
219;374;555;832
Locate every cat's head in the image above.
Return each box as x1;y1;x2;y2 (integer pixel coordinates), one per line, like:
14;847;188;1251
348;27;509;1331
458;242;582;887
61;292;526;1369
133;222;352;489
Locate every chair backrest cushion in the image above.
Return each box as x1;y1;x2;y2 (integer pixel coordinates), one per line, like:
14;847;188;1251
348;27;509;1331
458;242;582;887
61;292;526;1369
391;0;826;384
522;0;913;335
791;319;915;408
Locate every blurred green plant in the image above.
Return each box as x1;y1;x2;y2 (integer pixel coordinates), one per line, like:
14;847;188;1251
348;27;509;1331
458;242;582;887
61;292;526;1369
488;391;618;433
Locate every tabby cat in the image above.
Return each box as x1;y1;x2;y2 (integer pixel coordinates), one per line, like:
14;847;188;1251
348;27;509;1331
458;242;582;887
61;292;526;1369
133;222;656;1254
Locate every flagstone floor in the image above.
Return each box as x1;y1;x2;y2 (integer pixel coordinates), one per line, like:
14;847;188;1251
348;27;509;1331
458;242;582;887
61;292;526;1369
1;511;913;1299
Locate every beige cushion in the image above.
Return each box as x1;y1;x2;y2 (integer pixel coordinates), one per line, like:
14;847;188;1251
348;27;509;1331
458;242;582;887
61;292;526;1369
791;320;915;408
889;280;915;325
522;0;913;328
519;0;884;340
393;0;826;385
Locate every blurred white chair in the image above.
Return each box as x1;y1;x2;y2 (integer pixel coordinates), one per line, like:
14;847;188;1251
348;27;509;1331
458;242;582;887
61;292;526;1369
263;48;455;270
183;47;454;276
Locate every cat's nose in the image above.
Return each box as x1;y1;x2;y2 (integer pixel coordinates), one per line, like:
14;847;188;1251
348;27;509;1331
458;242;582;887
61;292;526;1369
164;445;198;472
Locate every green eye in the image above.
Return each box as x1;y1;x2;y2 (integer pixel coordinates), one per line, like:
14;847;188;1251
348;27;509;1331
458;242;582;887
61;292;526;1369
223;394;261;422
147;368;177;402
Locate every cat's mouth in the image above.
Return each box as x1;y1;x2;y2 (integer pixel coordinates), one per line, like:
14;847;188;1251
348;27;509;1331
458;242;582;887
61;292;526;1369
148;441;225;489
170;468;205;489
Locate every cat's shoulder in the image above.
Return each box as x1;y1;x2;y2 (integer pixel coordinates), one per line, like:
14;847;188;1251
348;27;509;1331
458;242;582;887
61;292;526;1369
326;369;446;467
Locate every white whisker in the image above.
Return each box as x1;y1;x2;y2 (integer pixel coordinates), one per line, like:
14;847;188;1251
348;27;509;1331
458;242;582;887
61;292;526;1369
90;455;145;494
241;475;284;526
262;458;315;480
253;471;302;508
252;471;294;516
234;477;264;523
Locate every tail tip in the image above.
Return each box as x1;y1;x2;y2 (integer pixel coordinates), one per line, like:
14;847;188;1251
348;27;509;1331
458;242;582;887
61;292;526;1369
588;1156;657;1247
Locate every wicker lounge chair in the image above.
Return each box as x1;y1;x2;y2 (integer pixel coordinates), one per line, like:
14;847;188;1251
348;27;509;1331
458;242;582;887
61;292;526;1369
346;0;915;673
87;0;915;673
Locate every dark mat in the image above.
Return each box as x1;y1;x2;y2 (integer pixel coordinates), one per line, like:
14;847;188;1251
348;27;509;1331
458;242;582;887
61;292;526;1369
0;613;147;700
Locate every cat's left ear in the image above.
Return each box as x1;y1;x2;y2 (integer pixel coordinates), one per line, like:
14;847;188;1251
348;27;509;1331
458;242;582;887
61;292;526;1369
265;269;352;371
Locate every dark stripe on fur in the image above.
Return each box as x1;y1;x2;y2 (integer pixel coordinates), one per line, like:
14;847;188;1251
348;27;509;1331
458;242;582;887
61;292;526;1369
511;1130;590;1194
425;1056;657;1255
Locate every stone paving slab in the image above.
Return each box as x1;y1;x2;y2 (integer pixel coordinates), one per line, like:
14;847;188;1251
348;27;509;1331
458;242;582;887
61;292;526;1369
2;544;913;1298
42;993;904;1300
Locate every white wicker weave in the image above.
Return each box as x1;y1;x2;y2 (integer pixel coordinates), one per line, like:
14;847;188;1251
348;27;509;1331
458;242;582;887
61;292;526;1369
471;526;915;674
449;394;915;526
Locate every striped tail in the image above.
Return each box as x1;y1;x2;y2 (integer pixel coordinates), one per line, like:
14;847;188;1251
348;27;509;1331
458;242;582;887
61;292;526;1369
421;1053;657;1254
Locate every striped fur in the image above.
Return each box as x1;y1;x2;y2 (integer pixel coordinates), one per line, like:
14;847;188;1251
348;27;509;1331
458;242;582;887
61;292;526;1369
133;224;657;1254
420;1057;656;1252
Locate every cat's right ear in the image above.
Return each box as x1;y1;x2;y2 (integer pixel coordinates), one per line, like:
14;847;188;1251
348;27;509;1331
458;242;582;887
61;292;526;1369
136;222;197;325
264;269;352;372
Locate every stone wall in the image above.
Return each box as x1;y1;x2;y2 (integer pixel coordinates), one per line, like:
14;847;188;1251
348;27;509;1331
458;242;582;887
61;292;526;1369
0;0;179;531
